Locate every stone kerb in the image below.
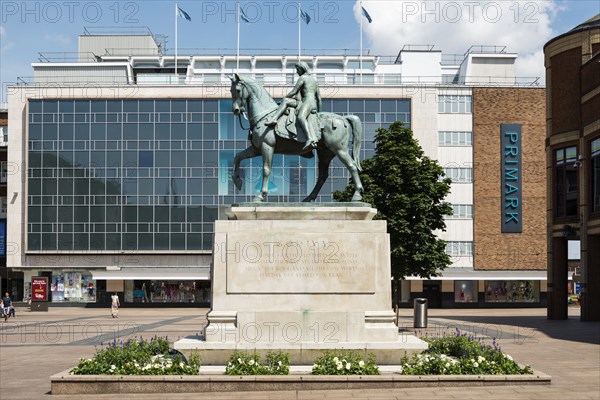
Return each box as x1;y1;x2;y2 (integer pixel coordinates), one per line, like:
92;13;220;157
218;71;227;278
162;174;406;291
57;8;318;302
50;369;552;395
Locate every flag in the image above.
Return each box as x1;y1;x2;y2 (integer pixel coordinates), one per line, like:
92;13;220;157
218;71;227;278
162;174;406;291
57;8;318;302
361;6;372;23
300;9;311;25
177;6;191;21
240;6;250;23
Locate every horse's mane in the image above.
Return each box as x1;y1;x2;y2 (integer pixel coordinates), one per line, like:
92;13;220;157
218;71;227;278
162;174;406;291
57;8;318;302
238;75;275;105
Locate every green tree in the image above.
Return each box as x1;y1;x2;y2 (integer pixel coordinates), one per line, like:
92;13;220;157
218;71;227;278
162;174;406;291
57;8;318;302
334;122;453;279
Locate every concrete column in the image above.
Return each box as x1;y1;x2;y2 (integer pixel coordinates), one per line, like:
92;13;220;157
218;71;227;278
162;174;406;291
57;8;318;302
581;234;600;321
548;237;568;319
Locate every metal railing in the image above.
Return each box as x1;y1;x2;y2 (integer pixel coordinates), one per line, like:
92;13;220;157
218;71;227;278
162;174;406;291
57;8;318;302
13;73;541;87
465;45;507;55
38;52;99;62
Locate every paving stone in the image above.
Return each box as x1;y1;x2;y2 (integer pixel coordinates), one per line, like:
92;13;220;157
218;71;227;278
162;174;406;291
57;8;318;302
1;307;598;400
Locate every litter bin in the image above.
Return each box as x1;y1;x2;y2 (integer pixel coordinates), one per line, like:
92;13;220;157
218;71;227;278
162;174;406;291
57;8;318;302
414;298;428;328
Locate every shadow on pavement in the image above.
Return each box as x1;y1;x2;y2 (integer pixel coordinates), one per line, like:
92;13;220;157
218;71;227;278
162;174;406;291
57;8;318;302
421;314;600;345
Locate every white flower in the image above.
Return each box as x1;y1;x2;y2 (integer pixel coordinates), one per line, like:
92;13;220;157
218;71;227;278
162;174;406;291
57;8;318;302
337;364;342;370
504;354;513;361
473;362;479;368
477;356;485;363
278;361;283;366
238;358;243;364
346;363;351;370
249;359;255;366
313;364;318;369
440;354;446;359
445;362;450;368
359;360;365;368
470;358;475;363
179;362;185;368
333;357;339;362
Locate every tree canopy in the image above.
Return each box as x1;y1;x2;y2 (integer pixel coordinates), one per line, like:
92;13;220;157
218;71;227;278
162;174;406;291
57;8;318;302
334;121;453;279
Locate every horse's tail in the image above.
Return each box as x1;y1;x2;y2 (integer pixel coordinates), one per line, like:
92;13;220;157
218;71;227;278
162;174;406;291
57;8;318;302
345;115;363;172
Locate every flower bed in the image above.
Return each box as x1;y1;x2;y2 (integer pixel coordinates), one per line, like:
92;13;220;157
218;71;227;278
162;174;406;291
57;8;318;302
68;331;531;378
399;329;532;375
70;337;200;375
311;351;380;375
225;351;290;375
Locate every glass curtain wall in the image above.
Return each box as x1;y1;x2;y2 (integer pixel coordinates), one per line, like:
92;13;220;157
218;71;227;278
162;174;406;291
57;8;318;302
27;98;410;251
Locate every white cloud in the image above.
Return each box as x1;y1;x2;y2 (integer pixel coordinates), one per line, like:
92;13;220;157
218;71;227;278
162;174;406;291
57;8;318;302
0;26;15;53
355;0;561;79
44;33;72;47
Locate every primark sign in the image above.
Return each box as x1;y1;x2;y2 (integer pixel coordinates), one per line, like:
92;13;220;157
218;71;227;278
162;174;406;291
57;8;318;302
501;124;522;233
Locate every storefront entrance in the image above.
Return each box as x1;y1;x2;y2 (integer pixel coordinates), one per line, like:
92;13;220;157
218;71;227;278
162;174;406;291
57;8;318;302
423;281;442;308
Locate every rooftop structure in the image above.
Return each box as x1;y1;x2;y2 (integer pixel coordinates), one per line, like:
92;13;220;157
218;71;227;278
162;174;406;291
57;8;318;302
18;30;539;87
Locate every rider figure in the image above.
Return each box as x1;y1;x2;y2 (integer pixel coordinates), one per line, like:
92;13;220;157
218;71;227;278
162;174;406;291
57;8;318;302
266;61;322;150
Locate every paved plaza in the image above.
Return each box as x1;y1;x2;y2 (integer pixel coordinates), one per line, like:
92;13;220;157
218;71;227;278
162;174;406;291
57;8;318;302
0;306;598;399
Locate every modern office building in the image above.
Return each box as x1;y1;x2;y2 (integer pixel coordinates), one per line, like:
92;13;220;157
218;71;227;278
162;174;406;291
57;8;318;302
6;30;547;306
544;14;600;321
0;109;10;298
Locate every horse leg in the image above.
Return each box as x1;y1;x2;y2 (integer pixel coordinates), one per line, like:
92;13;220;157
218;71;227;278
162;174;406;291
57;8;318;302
335;150;364;202
233;146;259;191
254;144;274;202
303;148;335;202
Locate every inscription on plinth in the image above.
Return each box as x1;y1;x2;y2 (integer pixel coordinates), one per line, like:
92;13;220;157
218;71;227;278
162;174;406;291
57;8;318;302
224;232;377;294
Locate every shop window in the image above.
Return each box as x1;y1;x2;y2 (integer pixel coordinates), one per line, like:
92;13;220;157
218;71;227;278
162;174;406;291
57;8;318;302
555;146;578;218
51;272;96;302
484;280;539;303
127;280;210;304
454;280;478;303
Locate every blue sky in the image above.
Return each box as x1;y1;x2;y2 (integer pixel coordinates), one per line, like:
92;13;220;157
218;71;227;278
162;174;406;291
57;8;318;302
1;1;599;104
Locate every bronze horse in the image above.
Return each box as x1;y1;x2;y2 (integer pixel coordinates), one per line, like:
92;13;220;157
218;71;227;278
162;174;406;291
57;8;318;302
229;74;364;202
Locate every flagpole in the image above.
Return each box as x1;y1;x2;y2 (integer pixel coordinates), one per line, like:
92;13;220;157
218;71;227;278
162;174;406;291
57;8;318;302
298;0;301;59
175;2;178;79
359;1;363;84
237;0;241;71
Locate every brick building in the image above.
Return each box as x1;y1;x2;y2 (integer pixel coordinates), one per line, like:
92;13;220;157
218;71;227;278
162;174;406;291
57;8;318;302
544;14;600;321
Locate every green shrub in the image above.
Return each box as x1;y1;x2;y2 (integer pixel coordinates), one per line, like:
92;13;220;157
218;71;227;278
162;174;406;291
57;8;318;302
264;351;290;375
311;351;380;375
70;337;201;375
225;351;290;375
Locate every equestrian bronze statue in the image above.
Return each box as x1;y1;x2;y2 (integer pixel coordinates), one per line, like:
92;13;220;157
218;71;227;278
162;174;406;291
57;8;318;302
229;63;364;202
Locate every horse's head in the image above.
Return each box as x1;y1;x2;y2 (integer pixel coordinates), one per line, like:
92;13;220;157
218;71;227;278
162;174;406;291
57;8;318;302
229;73;246;116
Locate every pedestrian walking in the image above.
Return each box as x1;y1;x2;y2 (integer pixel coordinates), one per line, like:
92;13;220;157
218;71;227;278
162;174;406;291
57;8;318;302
111;292;120;318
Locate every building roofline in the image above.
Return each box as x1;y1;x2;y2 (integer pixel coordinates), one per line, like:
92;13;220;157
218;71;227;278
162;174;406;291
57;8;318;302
544;13;600;51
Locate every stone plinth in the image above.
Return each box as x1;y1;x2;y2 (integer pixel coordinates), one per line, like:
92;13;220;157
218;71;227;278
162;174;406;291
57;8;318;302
175;203;427;364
